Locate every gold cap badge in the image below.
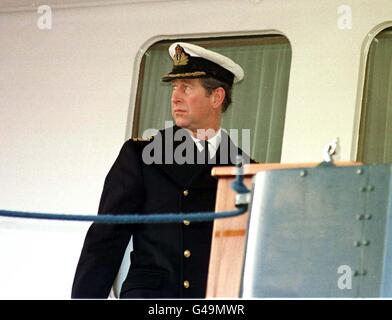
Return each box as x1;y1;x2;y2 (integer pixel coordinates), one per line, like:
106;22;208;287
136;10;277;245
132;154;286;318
173;45;189;66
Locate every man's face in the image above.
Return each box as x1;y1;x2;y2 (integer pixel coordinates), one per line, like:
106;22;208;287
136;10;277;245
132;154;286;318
171;78;216;132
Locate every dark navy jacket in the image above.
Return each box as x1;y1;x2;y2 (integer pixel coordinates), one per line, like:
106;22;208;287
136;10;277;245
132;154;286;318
71;126;251;298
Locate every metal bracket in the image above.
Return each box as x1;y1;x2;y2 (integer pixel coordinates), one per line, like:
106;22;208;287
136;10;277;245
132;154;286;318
236;192;251;207
319;137;339;167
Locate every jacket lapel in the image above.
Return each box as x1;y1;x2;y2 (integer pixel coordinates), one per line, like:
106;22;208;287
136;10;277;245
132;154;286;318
153;126;199;188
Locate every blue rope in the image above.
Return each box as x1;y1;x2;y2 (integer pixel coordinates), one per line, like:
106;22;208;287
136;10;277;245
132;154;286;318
0;157;250;224
0;207;246;224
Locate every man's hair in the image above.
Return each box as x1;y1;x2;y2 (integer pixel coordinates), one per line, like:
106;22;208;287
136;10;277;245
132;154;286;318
199;77;232;112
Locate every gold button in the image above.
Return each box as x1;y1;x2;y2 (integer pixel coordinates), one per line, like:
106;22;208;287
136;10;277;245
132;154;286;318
184;249;191;258
183;280;190;289
183;220;190;226
183;190;189;196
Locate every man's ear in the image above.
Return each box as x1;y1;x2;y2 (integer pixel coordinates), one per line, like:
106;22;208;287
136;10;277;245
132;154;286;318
212;87;225;109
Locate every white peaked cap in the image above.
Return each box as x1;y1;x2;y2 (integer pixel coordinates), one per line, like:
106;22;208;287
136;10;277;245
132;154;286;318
162;42;244;85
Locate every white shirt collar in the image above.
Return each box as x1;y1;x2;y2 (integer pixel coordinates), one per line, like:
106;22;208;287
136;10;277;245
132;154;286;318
190;128;221;158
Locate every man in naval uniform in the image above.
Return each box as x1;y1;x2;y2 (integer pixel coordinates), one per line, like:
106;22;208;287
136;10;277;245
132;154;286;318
71;42;251;298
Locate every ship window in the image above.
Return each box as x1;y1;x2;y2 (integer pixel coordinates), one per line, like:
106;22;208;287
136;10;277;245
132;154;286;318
133;35;292;163
358;27;392;163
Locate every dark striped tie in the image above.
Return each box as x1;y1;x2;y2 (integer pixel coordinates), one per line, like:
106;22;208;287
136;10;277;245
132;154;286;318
199;140;210;164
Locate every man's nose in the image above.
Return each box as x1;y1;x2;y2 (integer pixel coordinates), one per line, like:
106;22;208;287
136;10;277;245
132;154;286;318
171;87;183;102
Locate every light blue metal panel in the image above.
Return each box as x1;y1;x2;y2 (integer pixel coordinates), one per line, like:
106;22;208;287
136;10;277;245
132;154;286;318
241;165;392;298
359;165;390;297
380;166;392;297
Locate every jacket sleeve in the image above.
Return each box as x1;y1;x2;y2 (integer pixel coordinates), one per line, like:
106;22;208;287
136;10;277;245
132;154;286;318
71;140;144;298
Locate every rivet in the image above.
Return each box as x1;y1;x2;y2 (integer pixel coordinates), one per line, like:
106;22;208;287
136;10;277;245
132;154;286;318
367;185;375;192
353;241;361;247
360;186;367;192
361;270;367;276
361;240;370;246
353;270;360;277
364;214;372;220
356;168;364;175
299;170;307;177
356;214;364;220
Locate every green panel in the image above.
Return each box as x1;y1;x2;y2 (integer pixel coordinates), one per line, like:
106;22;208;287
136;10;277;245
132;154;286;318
358;28;392;164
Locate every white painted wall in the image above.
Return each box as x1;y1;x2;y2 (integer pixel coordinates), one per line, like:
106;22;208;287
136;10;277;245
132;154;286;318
0;0;391;298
